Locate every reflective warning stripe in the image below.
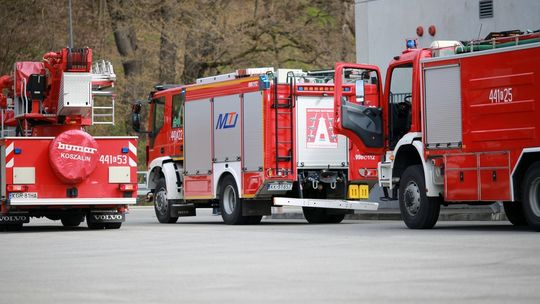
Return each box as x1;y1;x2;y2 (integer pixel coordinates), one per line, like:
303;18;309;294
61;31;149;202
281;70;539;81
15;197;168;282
6;142;14;155
5;142;14;168
128;141;137;156
128;140;137;167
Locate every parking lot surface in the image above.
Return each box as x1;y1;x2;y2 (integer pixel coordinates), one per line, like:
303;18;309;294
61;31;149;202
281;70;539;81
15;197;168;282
1;207;539;303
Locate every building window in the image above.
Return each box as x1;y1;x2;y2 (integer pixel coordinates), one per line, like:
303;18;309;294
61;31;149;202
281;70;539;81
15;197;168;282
479;0;494;19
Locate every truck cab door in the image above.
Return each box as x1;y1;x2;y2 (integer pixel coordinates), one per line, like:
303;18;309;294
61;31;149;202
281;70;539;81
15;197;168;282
333;62;386;155
169;93;184;157
148;96;166;161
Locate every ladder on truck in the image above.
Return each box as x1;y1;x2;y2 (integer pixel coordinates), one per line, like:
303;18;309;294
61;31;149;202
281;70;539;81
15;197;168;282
272;71;295;176
431;30;540;57
459;29;540;53
91;60;116;125
0;104;17;138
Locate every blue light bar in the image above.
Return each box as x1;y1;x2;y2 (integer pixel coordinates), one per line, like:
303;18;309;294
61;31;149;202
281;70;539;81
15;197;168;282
14;148;22;154
121;147;129;153
406;39;417;49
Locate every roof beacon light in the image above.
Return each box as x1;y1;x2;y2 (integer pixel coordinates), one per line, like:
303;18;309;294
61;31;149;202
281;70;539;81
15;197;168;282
406;39;418;49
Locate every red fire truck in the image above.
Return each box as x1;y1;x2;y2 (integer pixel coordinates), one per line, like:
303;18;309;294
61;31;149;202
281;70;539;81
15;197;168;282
332;31;540;230
133;68;378;225
0;48;137;230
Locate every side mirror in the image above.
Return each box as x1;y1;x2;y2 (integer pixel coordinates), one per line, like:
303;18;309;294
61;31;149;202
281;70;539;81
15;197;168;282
131;103;142;132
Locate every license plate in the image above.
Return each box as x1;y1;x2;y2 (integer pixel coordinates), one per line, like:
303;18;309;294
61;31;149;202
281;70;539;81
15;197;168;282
348;184;369;199
9;192;38;199
267;183;293;191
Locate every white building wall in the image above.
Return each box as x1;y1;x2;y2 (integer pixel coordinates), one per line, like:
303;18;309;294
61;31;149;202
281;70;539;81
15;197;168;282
355;0;540;79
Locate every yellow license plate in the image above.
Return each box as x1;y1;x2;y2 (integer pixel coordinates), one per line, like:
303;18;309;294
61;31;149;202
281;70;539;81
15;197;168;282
348;184;369;199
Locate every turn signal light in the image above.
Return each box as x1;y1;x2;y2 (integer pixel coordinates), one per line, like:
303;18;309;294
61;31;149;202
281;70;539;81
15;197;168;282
119;184;136;191
7;185;28;192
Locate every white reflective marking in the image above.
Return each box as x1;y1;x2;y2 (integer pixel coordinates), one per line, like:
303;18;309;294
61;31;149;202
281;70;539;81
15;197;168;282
5;142;14;156
6;158;14;168
129;142;137;156
9;197;136;205
129;157;136;167
273;197;379;211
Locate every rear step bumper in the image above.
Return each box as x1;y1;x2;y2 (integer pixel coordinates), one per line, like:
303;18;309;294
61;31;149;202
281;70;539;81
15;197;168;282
9;198;136;206
273;197;378;211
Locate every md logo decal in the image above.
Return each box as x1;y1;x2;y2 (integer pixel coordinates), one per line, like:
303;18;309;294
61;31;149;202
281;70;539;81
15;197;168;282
216;112;239;129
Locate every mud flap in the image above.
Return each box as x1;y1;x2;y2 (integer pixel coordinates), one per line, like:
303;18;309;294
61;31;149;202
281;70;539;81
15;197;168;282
0;213;30;225
170;201;196;217
242;200;272;216
87;210;125;224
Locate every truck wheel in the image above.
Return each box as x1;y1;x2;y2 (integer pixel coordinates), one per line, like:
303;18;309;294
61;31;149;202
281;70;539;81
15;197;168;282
61;214;84;227
302;207;345;224
154;178;179;224
503;202;527;226
325;214;346;224
220;176;249;225
399;165;440;229
521;163;540;231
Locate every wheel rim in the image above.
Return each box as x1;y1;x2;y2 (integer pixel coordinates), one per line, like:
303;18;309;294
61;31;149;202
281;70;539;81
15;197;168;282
528;177;540;217
223;185;236;215
404;181;421;216
155;187;168;216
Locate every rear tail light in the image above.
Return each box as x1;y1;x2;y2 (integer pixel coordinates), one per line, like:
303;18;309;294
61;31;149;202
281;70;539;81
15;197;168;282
119;184;136;191
7;185;28;192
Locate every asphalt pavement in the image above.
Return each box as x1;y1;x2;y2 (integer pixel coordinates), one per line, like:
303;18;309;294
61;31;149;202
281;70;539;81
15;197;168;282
1;207;539;303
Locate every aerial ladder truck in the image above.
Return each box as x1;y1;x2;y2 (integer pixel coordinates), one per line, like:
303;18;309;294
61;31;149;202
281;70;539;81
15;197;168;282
0;48;137;230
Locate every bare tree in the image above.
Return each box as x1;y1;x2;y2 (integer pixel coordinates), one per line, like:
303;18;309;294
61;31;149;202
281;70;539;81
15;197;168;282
158;0;175;83
108;0;140;78
0;0;356;135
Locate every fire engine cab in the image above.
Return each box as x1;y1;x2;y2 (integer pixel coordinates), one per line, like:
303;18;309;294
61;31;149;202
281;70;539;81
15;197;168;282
0;48;137;230
133;68;378;225
332;30;540;230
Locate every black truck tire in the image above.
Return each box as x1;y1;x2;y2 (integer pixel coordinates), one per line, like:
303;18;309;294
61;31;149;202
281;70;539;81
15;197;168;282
503;201;527;226
61;214;84;227
219;176;249;225
302;207;346;224
521;163;540;231
154;178;179;224
399;165;440;229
